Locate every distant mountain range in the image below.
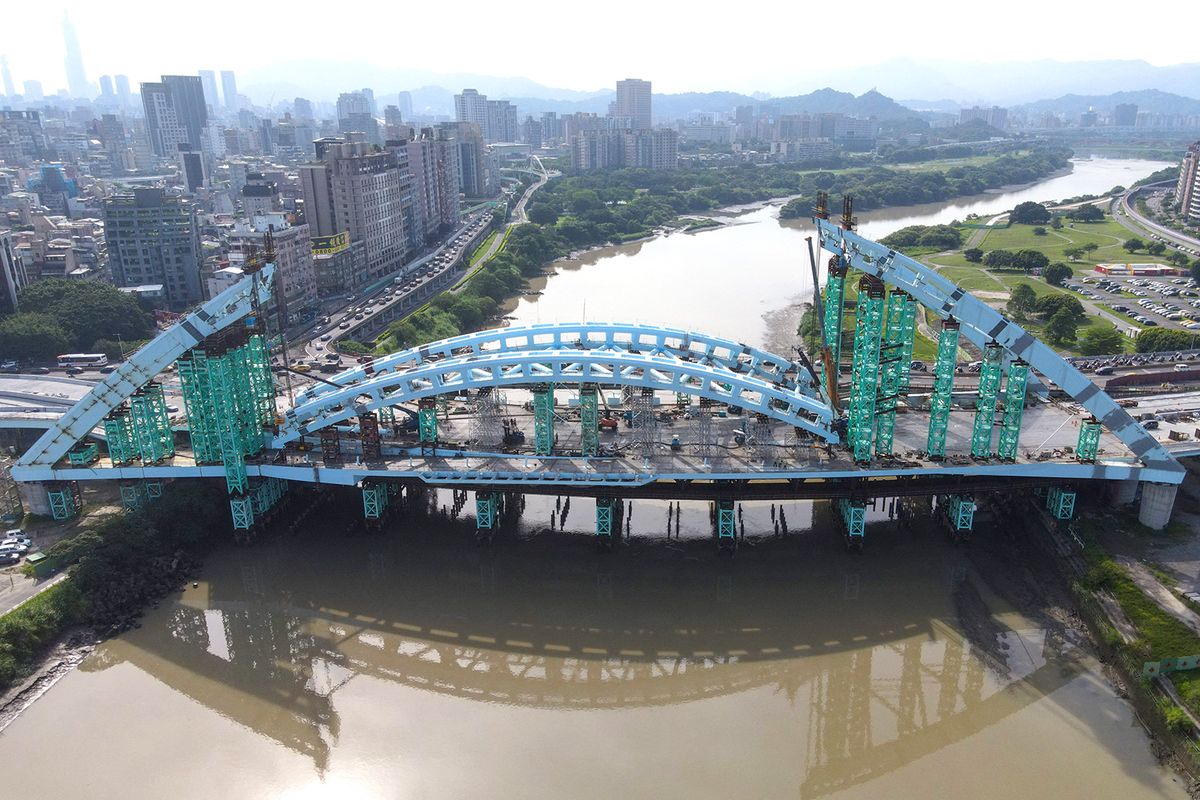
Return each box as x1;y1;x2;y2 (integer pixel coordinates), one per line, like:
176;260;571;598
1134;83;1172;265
239;58;1200;120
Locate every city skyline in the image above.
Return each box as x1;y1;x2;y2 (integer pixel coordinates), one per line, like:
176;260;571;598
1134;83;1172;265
3;0;1199;99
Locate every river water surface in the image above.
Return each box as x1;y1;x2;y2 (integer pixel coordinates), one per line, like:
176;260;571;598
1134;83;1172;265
0;157;1187;800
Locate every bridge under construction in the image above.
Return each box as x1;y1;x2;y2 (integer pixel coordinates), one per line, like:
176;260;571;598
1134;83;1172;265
8;196;1186;548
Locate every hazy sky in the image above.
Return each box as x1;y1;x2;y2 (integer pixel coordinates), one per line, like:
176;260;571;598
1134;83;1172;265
5;0;1198;96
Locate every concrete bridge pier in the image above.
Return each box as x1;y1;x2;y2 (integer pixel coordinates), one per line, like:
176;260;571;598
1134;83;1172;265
18;481;51;517
1138;482;1178;531
1111;479;1140;506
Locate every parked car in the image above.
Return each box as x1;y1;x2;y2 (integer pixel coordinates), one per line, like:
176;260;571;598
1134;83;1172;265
0;551;20;566
910;361;927;372
0;540;28;553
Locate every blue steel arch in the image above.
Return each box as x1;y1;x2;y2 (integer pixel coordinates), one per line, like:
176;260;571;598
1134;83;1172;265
814;218;1183;484
297;322;823;406
276;347;836;446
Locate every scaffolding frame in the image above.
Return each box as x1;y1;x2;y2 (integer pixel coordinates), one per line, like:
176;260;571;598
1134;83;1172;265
1077;417;1102;462
971;343;1003;459
750;413;773;462
1047;486;1077;520
469;388;506;449
821;258;848;394
996;361;1029;461
363;482;389;519
360;413;382;461
532;384;555;456
418;397;438;452
693;397;716;461
926;320;960;459
943;494;975;531
595;496;615;538
837;498;866;539
579;384;599;457
716;499;736;542
103;409;136;465
875;290;915;456
630;388;657;460
848;277;885;463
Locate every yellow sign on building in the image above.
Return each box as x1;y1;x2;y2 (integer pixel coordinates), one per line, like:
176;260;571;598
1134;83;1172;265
311;232;349;255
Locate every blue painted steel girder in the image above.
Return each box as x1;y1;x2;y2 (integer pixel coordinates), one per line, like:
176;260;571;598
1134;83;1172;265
278;348;837;447
294;322;825;408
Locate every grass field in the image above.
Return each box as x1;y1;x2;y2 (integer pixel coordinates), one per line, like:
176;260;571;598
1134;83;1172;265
976;217;1170;267
469;231;499;266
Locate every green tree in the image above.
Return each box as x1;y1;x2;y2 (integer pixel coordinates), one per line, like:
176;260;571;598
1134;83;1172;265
1050;217;1064;230
1063;246;1085;261
1167;251;1190;267
1007;283;1037;318
1013;249;1051;272
1191;261;1200;284
1043;262;1072;286
963;248;983;263
1045;306;1079;345
984;249;1015;268
527;203;558;225
1135;328;1198;353
1123;237;1145;252
17;279;152;351
1068;204;1104;222
1148;242;1167;256
1078;326;1126;355
1032;226;1047;236
0;313;72;361
1081;242;1100;257
1010;201;1051;225
1035;294;1085;319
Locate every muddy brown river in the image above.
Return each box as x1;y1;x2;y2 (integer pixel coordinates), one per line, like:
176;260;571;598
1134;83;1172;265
0;158;1187;798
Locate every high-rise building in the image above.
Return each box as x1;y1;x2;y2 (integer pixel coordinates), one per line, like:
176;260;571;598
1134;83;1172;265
198;70;220;112
385;105;403;126
361;88;376;116
614;79;652;130
397;91;413;120
104;188;203;308
300;138;410;287
115;75;131;107
487;101;518;142
227;213;316;323
1114;103;1139;127
98;75;114;97
294;97;314;121
23;80;43;101
958;106;1008;129
0;231;27;315
400;130;460;243
0;55;13;98
141;75;208;156
62;13;90;98
454;89;489;132
220;70;238;112
1176;142;1200;225
0;110;51;162
337;91;379;144
522;116;543;148
571;128;677;172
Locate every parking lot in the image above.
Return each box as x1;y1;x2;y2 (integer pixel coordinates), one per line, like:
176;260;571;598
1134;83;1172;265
1065;272;1200;335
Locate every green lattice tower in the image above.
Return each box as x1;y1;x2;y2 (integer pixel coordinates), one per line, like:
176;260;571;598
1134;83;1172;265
120;482;144;512
595;496;615;538
145;382;175;457
944;495;975;531
675;392;689;409
377;405;396;429
103;410;136;465
229;494;254;529
47;484;77;520
417;398;438;446
716;499;736;541
177;351;221;463
896;295;918;395
533;384;555;456
476;491;497;530
228;345;262;456
970;343;1004;458
1077;417;1102;462
874;290;914;456
820;258;849;394
129;393;165;463
209;354;248;494
1046;487;1076;520
580;384;599;457
996;361;1029;461
837;498;866;538
67;442;98;466
246;334;278;426
926;320;960;459
362;482;388;519
847;277;885;463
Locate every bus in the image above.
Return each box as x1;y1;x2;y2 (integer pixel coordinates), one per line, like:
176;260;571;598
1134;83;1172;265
56;353;109;369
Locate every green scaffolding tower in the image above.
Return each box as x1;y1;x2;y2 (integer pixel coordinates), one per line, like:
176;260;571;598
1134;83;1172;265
103;407;137;465
177;352;222;463
1077;417;1102;462
533;384;554;456
847;277;885;463
926;319;960;459
996;360;1029;461
971;343;1004;459
580;384;599;457
417;397;438;452
875;291;917;457
820;257;849;395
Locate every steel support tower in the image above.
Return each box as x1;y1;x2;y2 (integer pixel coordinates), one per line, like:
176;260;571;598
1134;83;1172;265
579;384;600;457
971;343;1003;459
875;290;916;457
631;388;657;460
1077;417;1102;462
468;388;506;448
926;319;960;459
996;360;1029;461
821;256;849;395
532;384;554;456
693;397;716;461
848;276;885;463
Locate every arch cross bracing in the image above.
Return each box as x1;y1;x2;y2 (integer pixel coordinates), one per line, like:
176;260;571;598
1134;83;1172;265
815;218;1183;484
14;265;276;470
277;347;836;447
296;322;823;407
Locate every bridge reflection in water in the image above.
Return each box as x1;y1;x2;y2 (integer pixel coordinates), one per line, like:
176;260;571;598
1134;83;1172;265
83;500;1085;797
